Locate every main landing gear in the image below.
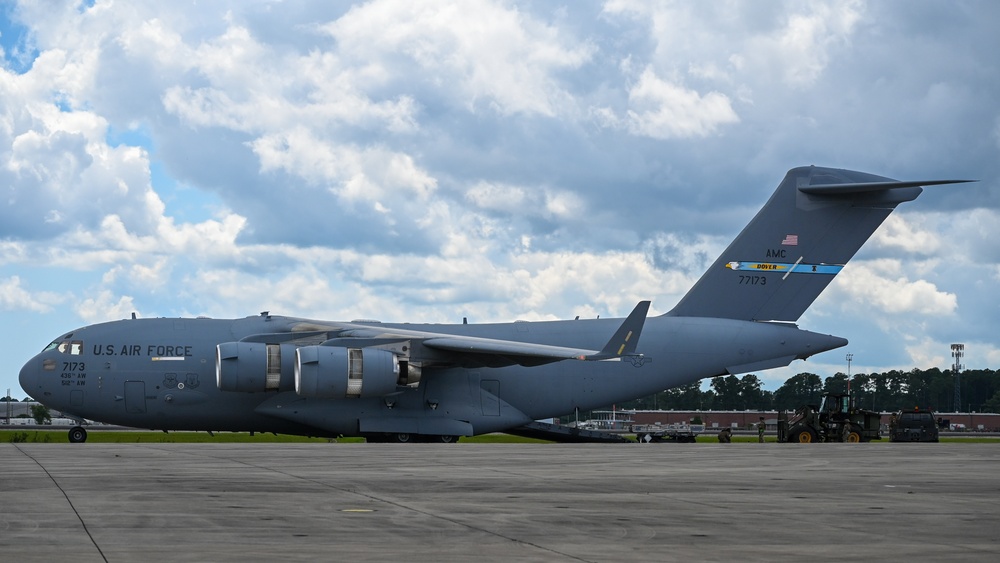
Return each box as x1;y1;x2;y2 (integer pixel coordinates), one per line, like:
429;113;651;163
366;433;460;443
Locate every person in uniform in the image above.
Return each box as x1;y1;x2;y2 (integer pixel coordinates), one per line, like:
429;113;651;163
757;416;766;443
717;427;732;443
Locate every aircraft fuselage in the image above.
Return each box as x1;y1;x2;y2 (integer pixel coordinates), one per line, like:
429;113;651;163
19;312;844;438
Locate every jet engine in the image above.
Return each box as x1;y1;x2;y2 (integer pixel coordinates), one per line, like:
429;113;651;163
295;346;399;399
216;342;298;392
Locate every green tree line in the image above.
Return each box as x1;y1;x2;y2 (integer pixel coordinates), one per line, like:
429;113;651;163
618;368;1000;413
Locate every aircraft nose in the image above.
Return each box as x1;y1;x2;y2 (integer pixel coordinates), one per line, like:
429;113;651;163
19;354;48;399
19;357;38;396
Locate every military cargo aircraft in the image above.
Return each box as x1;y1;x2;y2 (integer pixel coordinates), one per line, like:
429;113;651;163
19;166;972;443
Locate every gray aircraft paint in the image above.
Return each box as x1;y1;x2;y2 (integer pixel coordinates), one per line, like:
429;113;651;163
18;166;972;441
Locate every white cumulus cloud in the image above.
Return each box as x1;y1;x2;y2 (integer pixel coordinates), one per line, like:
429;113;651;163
833;259;957;316
0;276;63;312
625;67;740;139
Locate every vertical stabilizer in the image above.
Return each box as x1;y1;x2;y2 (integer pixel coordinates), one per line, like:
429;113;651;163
666;166;970;322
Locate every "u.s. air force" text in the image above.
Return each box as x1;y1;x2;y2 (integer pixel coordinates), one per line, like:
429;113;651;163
92;344;193;357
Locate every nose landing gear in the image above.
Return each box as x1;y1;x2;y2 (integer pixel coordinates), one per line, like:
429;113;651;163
68;426;88;443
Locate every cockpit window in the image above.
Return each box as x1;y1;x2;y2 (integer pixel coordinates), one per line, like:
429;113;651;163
44;339;84;355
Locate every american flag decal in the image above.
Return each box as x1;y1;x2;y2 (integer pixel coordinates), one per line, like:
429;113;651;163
781;234;798;246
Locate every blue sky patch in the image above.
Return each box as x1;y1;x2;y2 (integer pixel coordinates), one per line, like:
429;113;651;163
0;5;37;74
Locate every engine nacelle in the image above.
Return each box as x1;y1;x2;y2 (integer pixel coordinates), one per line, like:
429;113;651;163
295;346;399;399
216;342;298;393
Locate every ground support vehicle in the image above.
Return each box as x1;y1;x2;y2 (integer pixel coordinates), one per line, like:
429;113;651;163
777;393;881;443
889;408;939;442
632;422;705;443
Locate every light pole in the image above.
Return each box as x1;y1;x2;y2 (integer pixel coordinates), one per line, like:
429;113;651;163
846;353;854;405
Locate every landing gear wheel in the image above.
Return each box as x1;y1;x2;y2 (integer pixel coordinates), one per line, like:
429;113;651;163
788;424;816;443
392;433;412;443
68;426;88;443
433;435;459;444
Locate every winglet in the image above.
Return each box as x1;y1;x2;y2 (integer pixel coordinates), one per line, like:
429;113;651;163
584;301;650;361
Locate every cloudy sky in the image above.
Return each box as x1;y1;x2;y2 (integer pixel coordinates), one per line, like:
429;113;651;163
2;0;998;398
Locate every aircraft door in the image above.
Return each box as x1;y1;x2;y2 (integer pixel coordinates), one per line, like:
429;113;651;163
124;381;147;414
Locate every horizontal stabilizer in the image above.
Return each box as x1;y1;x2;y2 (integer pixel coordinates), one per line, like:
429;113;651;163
799;179;975;195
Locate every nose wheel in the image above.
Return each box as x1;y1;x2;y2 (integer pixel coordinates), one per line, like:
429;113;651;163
68;426;88;443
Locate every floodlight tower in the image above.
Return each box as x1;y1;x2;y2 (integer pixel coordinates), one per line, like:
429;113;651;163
951;344;965;413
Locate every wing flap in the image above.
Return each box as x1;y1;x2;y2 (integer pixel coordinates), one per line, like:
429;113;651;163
422;336;595;362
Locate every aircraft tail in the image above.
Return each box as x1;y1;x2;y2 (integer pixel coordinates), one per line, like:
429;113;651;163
666;166;972;322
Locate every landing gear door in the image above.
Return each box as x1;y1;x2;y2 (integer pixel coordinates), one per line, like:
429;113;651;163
481;379;500;416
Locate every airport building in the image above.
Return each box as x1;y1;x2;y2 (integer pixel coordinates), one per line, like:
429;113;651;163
2;400;37;421
1;400;78;425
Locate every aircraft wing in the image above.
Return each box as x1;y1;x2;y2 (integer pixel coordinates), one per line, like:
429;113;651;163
289;300;651;368
422;300;650;364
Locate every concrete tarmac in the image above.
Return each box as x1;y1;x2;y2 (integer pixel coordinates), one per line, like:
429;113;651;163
2;442;998;562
